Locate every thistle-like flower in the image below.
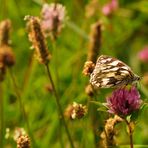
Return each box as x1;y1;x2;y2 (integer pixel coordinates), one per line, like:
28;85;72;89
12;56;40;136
25;16;51;64
41;3;67;40
106;86;141;117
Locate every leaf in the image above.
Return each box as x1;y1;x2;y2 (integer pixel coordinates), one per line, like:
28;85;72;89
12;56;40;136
97;107;108;112
130;1;148;14
90;101;108;112
130;102;148;121
130;110;139;122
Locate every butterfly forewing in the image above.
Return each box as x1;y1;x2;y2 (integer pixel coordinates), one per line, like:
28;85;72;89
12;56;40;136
90;55;139;88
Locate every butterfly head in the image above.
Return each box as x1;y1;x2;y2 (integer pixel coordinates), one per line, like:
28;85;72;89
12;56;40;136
131;75;141;86
134;75;141;81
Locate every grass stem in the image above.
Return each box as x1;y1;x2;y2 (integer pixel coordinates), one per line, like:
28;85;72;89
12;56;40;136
0;83;4;148
9;68;38;147
125;119;134;148
45;63;74;148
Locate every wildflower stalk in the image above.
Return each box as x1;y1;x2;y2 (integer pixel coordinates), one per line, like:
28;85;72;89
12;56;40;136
125;119;134;148
0;83;4;148
26;16;74;147
9;68;37;148
84;21;102;147
45;63;74;148
52;42;60;92
51;42;64;147
22;53;36;92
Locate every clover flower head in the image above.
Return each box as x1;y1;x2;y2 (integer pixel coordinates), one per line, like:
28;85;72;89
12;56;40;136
106;86;141;116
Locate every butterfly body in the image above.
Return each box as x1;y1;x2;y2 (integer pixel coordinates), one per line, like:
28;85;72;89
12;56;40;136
90;55;140;88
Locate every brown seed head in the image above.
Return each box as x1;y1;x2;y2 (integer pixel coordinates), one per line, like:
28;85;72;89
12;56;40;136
82;61;95;76
87;21;102;63
64;102;87;120
100;115;123;148
17;135;30;148
0;19;11;45
0;45;15;67
25;16;51;64
85;84;94;97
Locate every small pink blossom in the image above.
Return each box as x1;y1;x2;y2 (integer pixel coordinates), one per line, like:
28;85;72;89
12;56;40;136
41;3;67;38
102;0;118;16
138;46;148;62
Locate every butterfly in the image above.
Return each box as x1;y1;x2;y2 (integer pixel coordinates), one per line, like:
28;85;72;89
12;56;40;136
90;55;140;88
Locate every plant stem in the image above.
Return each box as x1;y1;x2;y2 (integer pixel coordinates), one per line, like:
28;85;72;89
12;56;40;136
45;63;74;148
0;83;4;148
52;42;60;92
125;119;134;148
9;69;37;147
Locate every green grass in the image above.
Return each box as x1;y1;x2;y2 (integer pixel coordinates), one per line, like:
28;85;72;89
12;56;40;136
0;0;148;147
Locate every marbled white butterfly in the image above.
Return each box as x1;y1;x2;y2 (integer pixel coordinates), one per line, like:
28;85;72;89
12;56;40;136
90;55;140;88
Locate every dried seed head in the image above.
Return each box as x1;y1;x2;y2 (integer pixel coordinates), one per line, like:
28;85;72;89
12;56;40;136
25;16;51;64
13;128;30;148
101;115;123;147
16;135;30;148
64;102;87;120
0;20;15;81
83;61;95;76
0;45;15;67
87;21;102;63
0;19;11;45
85;84;94;97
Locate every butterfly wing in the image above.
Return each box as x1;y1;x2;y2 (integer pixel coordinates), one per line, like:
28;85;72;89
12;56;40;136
90;55;135;88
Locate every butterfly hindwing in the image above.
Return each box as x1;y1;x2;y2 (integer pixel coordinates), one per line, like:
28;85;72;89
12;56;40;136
90;55;139;88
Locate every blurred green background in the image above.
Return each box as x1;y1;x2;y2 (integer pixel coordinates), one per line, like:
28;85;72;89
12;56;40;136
0;0;148;147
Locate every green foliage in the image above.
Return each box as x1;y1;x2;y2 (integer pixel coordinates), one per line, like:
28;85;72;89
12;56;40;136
0;0;148;147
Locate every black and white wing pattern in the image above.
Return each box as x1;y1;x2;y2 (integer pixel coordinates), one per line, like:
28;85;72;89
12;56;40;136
90;55;140;88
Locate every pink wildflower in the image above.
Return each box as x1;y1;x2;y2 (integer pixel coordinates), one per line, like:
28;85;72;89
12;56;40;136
138;46;148;62
41;3;66;39
106;86;141;117
102;0;118;16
